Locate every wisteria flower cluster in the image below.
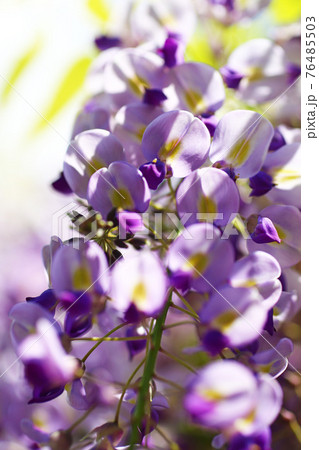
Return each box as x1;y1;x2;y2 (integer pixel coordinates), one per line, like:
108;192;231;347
7;0;301;449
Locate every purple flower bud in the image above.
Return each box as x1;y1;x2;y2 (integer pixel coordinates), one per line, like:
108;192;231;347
51;172;73;195
220;65;244;89
251;216;281;244
118;211;144;237
158;35;184;68
143;88;167;106
26;289;57;313
199;114;219;137
139;159;166;190
249;171;275;197
269;128;286;151
286;62;301;84
94;35;121;51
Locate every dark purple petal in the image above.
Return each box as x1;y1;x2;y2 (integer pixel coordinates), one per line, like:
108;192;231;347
51;172;73;195
249;171;275;197
286;62;301;85
139;160;166;190
251;216;281;244
26;289;57;313
94;35;121;51
28;385;65;404
220;65;244;89
170;270;192;292
199;114;219;137
210;0;235;11
269;128;286;151
61;292;93;338
143;88;167;106
202;330;230;356
229;428;272;450
158;36;184;68
125;325;147;359
264;308;275;335
118;211;143;236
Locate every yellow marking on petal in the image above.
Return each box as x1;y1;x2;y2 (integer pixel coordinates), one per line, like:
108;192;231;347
213;311;238;332
231;277;258;288
128;75;149;96
132;282;147;308
199;388;224;401
268;224;286;247
246;66;264;82
136;126;146;141
87;157;108;176
235;409;256;432
73;266;92;291
110;187;134;210
198;194;217;215
271;168;300;185
184;90;206;113
259;362;273;374
273;306;280;316
158;138;181;162
183;253;209;277
227;138;251;167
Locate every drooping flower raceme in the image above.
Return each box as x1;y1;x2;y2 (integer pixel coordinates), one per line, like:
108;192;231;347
7;4;300;448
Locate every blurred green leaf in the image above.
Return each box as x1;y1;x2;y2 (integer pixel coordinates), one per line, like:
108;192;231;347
32;56;93;133
270;0;301;24
87;0;110;22
1;41;41;102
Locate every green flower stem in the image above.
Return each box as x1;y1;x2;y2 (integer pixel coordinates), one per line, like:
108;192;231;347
170;303;199;321
160;348;197;374
153;373;184;391
143;222;169;249
172;289;200;321
81;322;129;363
73;336;147;342
114;357;146;424
129;292;172;448
163;320;197;330
67;405;96;433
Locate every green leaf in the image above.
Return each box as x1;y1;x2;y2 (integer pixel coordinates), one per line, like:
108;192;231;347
32;56;93;133
1;41;42;102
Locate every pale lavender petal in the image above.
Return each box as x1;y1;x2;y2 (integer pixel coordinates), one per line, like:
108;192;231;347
141;110;211;177
210;110;274;178
64;129;125;198
176;167;240;226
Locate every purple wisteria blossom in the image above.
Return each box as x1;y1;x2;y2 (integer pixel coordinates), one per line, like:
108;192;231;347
141;110;211;177
6;2;301;447
87;161;150;218
210;110;274;178
110;250;168;319
176;167;240;226
63;129;125;198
